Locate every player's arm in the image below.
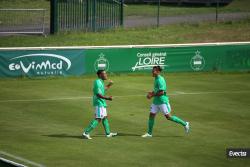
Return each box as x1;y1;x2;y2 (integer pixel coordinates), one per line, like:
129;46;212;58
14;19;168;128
147;90;164;99
105;80;113;90
94;81;112;100
153;90;164;96
97;93;113;101
147;79;165;99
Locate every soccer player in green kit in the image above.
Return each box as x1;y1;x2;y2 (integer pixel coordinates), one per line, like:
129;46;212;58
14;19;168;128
142;66;190;138
82;70;117;139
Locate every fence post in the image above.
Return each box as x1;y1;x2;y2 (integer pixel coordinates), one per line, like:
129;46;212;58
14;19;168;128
216;0;219;23
120;0;124;27
157;0;160;27
92;0;96;32
86;0;89;29
42;9;46;36
50;0;58;34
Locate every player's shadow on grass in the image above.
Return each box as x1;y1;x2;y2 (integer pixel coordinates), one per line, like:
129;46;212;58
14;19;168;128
110;132;183;138
116;132;141;137
112;133;183;138
43;134;83;139
43;133;109;139
43;133;183;139
43;133;142;139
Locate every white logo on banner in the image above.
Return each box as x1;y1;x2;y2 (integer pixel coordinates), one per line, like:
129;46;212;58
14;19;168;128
190;50;205;71
94;53;110;71
8;53;71;75
132;52;167;71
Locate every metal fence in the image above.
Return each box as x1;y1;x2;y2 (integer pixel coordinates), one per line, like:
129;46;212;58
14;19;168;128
0;9;46;35
125;0;233;5
50;0;124;33
124;1;249;28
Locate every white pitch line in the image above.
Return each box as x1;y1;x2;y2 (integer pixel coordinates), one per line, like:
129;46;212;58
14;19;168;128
0;96;92;103
169;90;250;95
0;41;249;51
0;157;27;167
0;90;249;103
0;151;45;167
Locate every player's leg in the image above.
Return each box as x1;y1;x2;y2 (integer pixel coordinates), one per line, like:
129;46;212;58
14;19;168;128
83;107;102;139
165;113;187;126
103;117;117;137
142;104;158;137
162;103;190;133
166;114;190;133
101;108;117;137
102;116;110;135
148;112;156;135
83;118;100;139
84;118;101;133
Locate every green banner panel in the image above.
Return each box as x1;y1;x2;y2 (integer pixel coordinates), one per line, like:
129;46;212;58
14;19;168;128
84;44;250;74
0;43;250;78
219;45;250;71
0;49;85;77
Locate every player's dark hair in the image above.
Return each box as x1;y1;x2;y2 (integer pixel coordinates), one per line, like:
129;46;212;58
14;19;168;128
97;70;105;76
153;65;162;72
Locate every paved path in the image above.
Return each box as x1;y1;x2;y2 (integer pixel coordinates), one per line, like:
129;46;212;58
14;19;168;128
125;12;250;28
0;12;249;36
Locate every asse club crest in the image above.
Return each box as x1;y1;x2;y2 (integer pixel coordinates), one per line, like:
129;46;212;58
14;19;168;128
94;53;110;71
190;50;205;71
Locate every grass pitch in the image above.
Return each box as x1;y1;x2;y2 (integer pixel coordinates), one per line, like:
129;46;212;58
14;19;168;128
0;72;250;167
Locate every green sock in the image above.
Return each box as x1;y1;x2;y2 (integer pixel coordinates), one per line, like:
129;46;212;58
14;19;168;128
169;116;187;126
102;118;110;135
147;116;155;135
84;119;99;134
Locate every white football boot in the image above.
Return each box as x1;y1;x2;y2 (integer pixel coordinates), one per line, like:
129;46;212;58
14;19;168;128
82;132;92;139
184;122;190;134
106;132;118;138
141;133;152;138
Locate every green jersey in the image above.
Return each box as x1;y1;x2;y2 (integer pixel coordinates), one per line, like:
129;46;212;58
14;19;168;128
153;75;169;105
93;79;107;107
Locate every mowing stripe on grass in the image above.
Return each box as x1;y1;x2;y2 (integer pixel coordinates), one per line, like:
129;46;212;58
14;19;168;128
0;90;249;103
0;151;44;167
